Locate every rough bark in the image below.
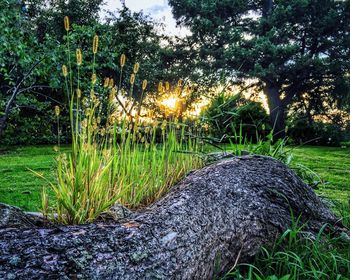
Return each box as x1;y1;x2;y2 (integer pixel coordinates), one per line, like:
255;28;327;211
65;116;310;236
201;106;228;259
0;203;53;229
0;156;346;280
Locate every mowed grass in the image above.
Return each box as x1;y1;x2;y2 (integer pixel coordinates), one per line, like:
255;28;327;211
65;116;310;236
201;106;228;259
0;146;69;211
292;146;350;202
0;145;349;211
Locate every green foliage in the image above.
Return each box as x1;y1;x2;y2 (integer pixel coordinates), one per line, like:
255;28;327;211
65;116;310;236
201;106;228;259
250;133;291;164
224;218;350;280
0;0;37;77
340;141;350;148
168;0;350;135
63;10;167;94
25;0;103;40
0;0;36;98
288;117;346;146
290;163;323;189
0;0;68;141
0;1;173;144
201;93;270;142
0;97;71;145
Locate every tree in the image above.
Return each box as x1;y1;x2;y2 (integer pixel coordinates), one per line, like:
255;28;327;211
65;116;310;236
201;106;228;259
168;0;350;138
0;1;170;143
0;0;48;136
25;0;103;41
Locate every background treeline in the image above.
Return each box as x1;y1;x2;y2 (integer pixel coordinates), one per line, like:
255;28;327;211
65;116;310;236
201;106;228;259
1;0;350;146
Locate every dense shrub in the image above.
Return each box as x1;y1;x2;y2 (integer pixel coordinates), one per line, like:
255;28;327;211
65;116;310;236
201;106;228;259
288;117;346;146
342;124;350;146
0;104;70;146
201;93;270;142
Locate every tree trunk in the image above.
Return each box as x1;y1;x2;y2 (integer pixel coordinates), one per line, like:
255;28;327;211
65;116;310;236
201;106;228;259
261;2;287;141
263;84;286;140
262;0;274;17
0;156;345;279
0;116;6;136
0;88;18;136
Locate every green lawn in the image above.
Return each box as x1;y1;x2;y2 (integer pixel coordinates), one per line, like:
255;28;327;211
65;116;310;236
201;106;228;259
0;145;349;211
0;146;68;211
292;146;350;202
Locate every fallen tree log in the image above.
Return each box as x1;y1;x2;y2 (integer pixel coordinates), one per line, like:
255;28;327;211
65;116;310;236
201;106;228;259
0;156;346;279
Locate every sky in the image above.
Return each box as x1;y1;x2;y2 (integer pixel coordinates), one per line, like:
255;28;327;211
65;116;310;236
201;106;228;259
102;0;190;36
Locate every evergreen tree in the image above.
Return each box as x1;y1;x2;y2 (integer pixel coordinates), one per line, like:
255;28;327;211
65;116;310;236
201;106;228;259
169;0;350;137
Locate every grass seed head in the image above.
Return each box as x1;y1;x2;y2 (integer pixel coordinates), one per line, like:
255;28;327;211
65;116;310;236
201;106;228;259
91;73;97;85
109;87;116;102
76;48;82;65
142;79;148;91
109;78;114;88
62;65;68;77
81;119;87;128
133;62;140;74
93;35;99;54
161;120;167;130
104;77;110;88
120;54;126;67
76;88;82;98
54;106;60;117
64;16;70;32
90;90;96;100
158;81;163;93
130;74;135;85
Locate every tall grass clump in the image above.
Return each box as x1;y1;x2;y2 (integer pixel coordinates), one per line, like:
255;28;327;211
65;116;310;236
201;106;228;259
223;214;350;280
226;125;292;165
39;17;202;224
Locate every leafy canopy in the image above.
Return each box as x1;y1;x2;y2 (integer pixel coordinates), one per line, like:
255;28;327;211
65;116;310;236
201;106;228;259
169;0;350;129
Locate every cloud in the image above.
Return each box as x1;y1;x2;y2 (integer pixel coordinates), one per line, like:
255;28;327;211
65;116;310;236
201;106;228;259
146;4;169;14
102;0;189;37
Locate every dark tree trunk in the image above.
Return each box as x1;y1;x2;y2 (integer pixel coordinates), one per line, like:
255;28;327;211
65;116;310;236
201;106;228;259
263;84;286;140
0;116;6;136
262;0;274;17
0;156;346;279
261;1;287;141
